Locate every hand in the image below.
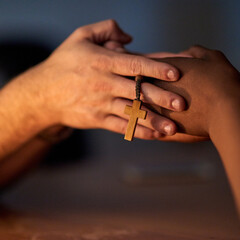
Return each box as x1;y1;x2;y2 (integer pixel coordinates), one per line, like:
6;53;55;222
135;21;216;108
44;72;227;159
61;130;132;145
149;46;240;215
144;49;206;142
20;20;186;140
148;45;240;137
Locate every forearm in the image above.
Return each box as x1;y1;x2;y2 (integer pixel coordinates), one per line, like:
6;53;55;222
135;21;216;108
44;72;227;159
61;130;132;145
0;68;52;161
0;115;72;188
149;55;240;214
0;136;52;189
209;97;240;214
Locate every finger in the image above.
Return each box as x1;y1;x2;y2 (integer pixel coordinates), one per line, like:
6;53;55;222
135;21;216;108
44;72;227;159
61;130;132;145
108;53;180;81
157;133;209;143
144;52;193;58
181;45;211;59
76;19;132;44
109;74;185;111
142;82;186;111
103;41;127;53
110;98;177;135
103;115;160;140
190;47;230;63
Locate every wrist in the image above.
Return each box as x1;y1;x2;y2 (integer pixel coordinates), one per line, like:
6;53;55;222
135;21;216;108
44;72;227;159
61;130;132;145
0;65;62;159
208;74;240;137
16;64;59;128
208;83;240;213
208;84;240;155
37;125;73;144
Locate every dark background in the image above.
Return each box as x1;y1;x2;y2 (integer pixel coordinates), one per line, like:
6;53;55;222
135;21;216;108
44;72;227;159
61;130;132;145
0;1;239;234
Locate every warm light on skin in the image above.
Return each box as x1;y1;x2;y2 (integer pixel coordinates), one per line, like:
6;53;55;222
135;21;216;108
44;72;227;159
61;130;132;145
148;49;240;216
0;20;183;188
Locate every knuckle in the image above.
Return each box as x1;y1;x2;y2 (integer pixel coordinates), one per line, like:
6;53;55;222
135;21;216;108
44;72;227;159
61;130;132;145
72;27;82;35
148;115;157;130
118;121;127;134
90;79;113;93
93;54;111;70
106;19;118;30
190;45;207;54
190;44;206;52
158;92;172;109
155;67;166;80
73;26;84;35
93;113;106;127
73;26;91;39
140;129;154;140
212;49;225;58
130;58;143;75
188;45;199;52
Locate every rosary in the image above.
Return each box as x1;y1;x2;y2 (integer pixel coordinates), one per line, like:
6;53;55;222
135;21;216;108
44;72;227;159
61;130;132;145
124;75;147;141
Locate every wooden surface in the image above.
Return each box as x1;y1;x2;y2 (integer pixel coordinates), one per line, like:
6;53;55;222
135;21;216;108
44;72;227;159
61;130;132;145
0;210;238;240
0;206;239;240
0;153;240;239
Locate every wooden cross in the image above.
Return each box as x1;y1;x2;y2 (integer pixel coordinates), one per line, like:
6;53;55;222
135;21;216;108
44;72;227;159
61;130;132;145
124;99;147;141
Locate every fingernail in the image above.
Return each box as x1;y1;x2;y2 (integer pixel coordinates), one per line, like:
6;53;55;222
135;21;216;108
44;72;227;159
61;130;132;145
167;70;176;80
172;99;180;110
164;125;173;135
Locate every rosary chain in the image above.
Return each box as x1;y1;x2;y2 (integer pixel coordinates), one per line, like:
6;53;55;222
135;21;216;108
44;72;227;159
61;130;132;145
135;75;143;100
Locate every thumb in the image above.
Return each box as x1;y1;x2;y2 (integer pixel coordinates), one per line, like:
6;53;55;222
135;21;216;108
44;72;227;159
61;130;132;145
103;41;128;53
144;52;193;58
78;19;132;44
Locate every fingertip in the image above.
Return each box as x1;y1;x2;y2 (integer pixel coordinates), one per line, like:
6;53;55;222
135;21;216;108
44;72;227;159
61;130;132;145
163;123;177;136
171;98;186;111
167;68;180;81
154;61;180;81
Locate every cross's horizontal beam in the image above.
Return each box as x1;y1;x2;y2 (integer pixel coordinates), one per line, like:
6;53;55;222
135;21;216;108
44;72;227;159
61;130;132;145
124;100;147;141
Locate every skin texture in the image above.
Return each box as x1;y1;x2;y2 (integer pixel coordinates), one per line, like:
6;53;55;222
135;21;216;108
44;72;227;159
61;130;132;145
149;49;239;136
144;51;209;142
148;46;240;214
0;20;185;187
111;43;209;142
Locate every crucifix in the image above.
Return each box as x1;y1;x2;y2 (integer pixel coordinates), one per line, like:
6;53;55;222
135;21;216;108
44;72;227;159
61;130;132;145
124;76;147;141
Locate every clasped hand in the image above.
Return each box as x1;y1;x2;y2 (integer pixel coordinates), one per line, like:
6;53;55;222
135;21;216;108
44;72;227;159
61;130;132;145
22;20;186;139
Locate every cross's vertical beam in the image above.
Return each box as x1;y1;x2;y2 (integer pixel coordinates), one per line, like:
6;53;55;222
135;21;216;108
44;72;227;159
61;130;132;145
124;100;147;141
